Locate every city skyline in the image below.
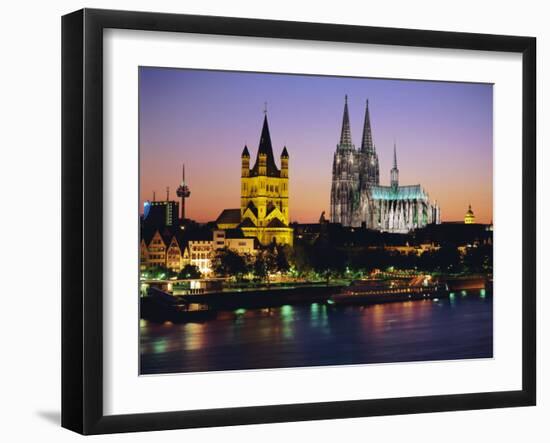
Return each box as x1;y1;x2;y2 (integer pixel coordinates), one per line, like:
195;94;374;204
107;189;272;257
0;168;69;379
139;67;493;224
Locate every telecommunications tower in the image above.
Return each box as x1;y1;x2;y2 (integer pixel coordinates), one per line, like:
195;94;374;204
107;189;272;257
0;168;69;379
176;163;191;221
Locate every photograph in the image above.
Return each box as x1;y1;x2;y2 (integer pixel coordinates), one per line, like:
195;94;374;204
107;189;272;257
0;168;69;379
138;67;494;375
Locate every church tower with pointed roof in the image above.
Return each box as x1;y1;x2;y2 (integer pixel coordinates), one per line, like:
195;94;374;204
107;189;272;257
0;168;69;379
360;99;380;187
331;95;360;226
239;113;293;246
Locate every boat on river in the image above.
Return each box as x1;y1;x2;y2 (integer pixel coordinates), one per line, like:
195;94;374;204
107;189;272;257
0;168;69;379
141;287;216;323
328;276;447;306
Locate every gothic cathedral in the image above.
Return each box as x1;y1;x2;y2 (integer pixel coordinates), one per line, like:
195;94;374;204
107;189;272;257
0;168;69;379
330;96;441;233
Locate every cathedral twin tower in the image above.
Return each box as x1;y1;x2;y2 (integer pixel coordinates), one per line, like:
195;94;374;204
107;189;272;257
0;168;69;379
330;96;441;233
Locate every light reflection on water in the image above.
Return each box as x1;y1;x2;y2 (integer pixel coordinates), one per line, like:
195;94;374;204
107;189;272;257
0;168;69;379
140;295;492;375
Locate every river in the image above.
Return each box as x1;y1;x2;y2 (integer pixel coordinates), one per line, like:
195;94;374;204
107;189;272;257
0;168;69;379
140;293;492;374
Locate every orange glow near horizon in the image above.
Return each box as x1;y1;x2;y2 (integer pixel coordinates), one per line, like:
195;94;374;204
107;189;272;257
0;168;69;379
140;68;493;225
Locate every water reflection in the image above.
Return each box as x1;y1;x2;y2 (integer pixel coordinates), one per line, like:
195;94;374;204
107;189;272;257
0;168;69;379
281;305;295;340
140;295;493;374
182;323;205;351
310;303;329;333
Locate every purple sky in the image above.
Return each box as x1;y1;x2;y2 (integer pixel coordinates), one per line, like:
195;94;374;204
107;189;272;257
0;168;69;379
139;67;493;224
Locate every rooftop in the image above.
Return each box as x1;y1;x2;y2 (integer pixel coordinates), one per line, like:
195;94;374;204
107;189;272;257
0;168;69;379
216;208;241;225
370;184;428;201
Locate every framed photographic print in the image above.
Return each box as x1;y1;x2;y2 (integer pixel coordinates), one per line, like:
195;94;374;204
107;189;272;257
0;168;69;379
62;8;536;434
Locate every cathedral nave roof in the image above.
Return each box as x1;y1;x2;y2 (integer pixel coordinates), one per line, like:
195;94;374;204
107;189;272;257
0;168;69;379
370;184;427;201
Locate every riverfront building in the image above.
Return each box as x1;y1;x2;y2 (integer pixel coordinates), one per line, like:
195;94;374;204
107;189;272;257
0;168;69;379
330;96;441;233
216;113;293;246
140;226;257;275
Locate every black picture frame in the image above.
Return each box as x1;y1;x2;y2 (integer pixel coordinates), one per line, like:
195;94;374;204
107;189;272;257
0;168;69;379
62;8;536;435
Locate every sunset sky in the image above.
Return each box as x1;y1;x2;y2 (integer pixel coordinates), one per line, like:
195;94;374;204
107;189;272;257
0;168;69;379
139;67;493;224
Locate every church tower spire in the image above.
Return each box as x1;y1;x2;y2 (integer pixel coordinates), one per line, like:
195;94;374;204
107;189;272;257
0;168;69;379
338;95;354;150
251;114;280;177
361;99;374;152
359;98;380;187
391;141;399;189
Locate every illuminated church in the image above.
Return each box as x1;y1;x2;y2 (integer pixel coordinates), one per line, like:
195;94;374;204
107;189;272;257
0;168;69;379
216;113;293;246
330;96;441;233
464;204;475;224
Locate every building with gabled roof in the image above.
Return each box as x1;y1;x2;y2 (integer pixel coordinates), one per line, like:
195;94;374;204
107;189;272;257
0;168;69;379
147;230;169;269
166;236;183;272
215;209;241;229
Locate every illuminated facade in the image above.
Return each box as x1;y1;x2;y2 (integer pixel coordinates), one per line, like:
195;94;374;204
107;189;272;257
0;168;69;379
238;114;293;246
188;240;213;275
147;231;168;268
215;114;293;245
464;204;476;224
330;96;441;233
213;230;256;256
166;236;183;272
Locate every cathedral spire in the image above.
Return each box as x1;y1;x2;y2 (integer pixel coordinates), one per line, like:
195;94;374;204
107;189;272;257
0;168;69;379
391;141;399;189
361;99;374;152
338;95;354;149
